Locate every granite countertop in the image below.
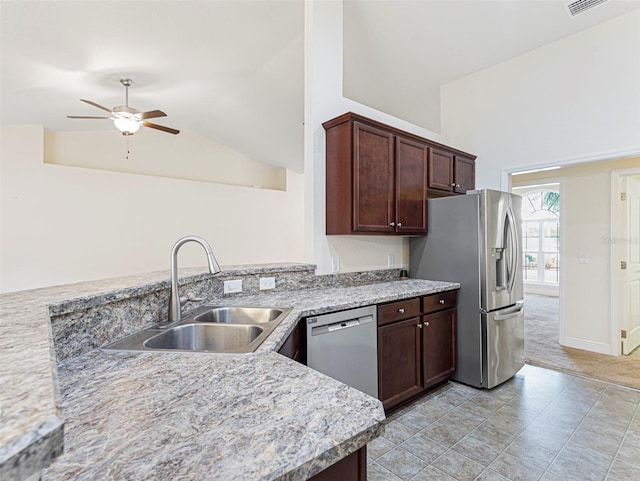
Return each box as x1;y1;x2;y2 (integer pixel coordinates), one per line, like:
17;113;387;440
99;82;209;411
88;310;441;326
0;267;459;481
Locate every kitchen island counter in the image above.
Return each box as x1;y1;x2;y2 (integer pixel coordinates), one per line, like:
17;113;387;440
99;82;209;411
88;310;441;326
1;267;459;480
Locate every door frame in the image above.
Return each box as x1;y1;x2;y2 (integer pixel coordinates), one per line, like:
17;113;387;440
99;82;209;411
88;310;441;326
610;167;640;355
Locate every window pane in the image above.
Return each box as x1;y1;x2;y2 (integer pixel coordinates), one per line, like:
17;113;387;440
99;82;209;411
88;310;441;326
524;253;538;281
543;221;558;238
520;189;560;285
523;222;539;251
522;192;541;218
542;221;559;252
544;254;559;284
543;237;558;252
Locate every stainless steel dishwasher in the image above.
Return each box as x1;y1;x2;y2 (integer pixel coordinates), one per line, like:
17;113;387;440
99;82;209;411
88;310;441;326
306;305;378;398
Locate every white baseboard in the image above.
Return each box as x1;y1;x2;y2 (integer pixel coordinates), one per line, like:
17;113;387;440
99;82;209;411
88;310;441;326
561;336;612;355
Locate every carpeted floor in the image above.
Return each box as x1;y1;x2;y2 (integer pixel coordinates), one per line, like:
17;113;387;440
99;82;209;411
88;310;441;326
524;294;640;390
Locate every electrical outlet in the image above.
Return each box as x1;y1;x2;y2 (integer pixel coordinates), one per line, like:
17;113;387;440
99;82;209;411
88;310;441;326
223;279;243;294
388;254;395;268
579;252;589;264
259;277;276;290
331;256;340;273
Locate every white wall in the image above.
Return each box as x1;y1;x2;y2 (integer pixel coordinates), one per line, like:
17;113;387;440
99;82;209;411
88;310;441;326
45;129;285;190
0;125;305;293
442;10;640;355
304;0;443;275
441;9;640;190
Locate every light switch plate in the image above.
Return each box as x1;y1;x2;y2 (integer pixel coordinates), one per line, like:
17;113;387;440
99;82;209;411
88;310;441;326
259;277;276;290
331;256;340;273
223;279;243;294
579;252;589;264
388;254;395;268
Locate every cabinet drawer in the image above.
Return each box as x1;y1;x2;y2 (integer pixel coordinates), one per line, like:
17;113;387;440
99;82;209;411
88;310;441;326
423;290;458;314
378;298;421;326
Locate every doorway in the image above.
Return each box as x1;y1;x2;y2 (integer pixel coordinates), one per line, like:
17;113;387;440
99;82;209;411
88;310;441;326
511;182;562;365
505;158;640;388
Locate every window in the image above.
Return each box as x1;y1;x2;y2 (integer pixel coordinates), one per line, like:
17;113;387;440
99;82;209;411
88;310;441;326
521;190;560;285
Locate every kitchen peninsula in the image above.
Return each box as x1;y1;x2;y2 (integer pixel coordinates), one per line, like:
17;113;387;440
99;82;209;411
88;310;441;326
0;264;459;480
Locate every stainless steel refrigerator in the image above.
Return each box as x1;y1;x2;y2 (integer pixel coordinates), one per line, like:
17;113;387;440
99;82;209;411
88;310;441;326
410;189;524;389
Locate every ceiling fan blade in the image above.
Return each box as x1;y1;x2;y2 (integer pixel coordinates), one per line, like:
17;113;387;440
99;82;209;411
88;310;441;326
142;122;180;135
139;109;167;120
67;115;111;119
80;99;112;113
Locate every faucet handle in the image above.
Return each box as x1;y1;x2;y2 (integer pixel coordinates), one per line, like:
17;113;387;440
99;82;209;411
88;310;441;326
180;296;204;304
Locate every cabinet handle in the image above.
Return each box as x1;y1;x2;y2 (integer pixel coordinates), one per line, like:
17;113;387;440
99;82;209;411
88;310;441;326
456;184;461;188
417;323;423;329
398;308;405;314
439;299;445;304
390;222;396;227
397;222;402;227
451;183;456;187
425;322;429;327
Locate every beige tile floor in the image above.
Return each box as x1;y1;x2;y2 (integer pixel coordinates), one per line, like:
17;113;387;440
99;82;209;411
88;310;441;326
367;364;640;481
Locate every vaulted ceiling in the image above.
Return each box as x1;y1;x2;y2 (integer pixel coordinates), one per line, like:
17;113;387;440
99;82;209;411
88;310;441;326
2;0;638;173
0;1;304;170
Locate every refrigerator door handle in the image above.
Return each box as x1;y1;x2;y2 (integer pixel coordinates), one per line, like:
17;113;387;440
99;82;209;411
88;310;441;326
494;300;524;321
505;206;519;294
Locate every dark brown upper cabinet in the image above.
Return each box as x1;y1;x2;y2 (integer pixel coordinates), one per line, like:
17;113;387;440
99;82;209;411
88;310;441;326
429;148;476;195
351;121;396;233
324;113;476;235
324;113;428;235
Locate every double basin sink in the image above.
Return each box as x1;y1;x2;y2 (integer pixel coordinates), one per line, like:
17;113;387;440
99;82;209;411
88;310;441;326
104;306;291;354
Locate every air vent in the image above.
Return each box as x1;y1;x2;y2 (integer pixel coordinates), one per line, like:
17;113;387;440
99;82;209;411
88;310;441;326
565;0;611;17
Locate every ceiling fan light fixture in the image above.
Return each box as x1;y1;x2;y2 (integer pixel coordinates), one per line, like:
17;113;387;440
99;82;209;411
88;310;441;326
68;78;179;135
113;116;141;134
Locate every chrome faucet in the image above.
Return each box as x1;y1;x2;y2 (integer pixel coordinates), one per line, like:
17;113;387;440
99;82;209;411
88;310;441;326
168;236;221;323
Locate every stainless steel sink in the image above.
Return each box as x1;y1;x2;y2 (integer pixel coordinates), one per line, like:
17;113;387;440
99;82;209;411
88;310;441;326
144;323;264;351
192;307;283;324
103;305;291;354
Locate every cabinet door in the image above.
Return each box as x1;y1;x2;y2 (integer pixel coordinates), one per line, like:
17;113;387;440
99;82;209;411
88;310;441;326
308;447;366;481
353;122;395;233
378;317;423;411
423;309;456;388
428;148;454;192
454;156;475;194
395;136;428;234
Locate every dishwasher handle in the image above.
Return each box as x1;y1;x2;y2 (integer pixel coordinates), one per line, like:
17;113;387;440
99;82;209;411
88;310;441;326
310;315;374;336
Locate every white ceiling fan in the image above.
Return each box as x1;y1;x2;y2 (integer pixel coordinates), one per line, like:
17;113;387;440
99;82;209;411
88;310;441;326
67;78;180;135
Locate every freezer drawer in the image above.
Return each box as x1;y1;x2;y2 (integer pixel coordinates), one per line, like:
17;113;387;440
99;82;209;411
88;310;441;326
482;301;525;388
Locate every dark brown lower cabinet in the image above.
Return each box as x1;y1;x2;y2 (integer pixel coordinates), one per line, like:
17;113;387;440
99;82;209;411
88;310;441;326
308;446;366;481
377;291;458;412
423;308;456;388
378;317;423;411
